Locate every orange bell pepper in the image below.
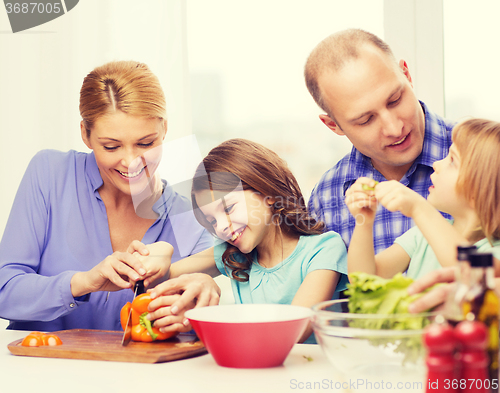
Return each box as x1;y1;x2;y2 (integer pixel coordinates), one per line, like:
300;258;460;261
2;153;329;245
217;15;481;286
120;293;177;342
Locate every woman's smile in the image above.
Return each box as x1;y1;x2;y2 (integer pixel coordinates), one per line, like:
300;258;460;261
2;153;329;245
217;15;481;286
116;166;146;180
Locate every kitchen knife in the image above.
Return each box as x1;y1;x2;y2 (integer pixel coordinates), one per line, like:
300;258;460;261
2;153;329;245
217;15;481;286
121;280;145;346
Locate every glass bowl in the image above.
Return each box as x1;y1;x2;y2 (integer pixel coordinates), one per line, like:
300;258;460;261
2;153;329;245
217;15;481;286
312;299;436;393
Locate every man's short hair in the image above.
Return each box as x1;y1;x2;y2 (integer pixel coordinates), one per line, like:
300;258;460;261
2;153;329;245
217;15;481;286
304;29;395;117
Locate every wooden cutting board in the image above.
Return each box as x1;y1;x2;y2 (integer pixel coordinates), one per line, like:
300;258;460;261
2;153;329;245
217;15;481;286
7;329;207;363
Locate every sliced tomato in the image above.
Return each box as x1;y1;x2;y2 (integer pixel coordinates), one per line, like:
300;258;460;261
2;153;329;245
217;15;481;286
21;331;45;347
42;334;63;346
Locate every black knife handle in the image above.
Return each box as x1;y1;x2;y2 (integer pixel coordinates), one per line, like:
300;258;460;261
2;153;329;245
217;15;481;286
136;280;145;295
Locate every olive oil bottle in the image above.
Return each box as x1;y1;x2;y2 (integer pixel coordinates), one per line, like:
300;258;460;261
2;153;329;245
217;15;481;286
443;245;477;326
462;252;499;393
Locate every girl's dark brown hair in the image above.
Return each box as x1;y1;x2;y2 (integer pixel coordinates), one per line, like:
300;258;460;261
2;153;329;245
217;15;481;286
191;138;325;282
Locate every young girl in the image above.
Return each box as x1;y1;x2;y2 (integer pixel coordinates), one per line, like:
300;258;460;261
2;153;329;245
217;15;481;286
345;118;500;279
149;138;348;343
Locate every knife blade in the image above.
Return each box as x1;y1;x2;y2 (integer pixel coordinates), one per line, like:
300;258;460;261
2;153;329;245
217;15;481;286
121;280;145;346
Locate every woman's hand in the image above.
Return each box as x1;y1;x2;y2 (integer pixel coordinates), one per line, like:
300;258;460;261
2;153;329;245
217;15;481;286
345;177;378;224
132;241;174;288
374;180;427;218
70;240;151;297
147;273;221;330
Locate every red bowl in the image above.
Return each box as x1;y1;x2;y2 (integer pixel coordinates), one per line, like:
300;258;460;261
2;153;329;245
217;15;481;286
185;304;313;368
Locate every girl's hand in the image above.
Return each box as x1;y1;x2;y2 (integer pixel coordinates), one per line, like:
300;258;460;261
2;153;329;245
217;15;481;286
71;240;150;297
374;180;427;218
345;177;379;224
132;241;174;288
148;273;221;319
146;294;196;333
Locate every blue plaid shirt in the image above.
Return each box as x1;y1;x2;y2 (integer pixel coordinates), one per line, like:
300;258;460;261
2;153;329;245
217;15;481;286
308;101;454;254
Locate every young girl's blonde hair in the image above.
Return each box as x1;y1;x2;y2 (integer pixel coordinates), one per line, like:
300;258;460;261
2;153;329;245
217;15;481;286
454;118;500;242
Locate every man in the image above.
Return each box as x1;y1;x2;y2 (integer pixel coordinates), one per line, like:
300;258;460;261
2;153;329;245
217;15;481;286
305;29;454;253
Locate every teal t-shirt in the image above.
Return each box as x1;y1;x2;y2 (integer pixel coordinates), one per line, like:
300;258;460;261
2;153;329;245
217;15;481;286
395;225;500;279
214;231;349;343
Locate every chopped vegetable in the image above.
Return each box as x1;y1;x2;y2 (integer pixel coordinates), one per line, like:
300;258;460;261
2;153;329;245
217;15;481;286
120;293;178;342
345;272;438;364
21;331;62;347
42;334;63;346
362;181;379;191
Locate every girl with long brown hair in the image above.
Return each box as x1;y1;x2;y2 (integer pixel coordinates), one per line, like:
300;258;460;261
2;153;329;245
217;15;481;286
149;138;348;343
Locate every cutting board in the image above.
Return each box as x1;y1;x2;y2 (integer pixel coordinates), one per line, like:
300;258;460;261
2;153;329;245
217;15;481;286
7;329;207;363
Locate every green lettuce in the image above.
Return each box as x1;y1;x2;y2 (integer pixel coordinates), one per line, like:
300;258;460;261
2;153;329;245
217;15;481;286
345;272;437;364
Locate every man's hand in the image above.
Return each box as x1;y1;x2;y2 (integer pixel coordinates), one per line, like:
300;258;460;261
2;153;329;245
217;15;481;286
407;267;455;313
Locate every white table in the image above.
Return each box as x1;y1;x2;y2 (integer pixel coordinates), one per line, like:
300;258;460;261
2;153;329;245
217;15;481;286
1;329;343;393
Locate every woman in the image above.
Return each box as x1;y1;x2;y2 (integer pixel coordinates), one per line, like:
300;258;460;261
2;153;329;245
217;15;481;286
0;61;214;331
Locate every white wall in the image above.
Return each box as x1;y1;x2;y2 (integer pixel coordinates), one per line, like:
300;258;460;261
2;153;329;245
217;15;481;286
443;0;500;121
0;0;190;238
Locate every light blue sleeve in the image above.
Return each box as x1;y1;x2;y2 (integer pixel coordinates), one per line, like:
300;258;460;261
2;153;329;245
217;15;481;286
393;225;421;259
302;232;349;292
213;241;230;277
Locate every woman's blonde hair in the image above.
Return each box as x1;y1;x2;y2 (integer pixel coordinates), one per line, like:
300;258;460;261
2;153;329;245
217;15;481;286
79;60;166;136
454;118;500;242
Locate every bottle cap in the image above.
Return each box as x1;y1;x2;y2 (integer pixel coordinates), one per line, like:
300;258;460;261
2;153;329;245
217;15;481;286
468;252;493;267
457;245;477;261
